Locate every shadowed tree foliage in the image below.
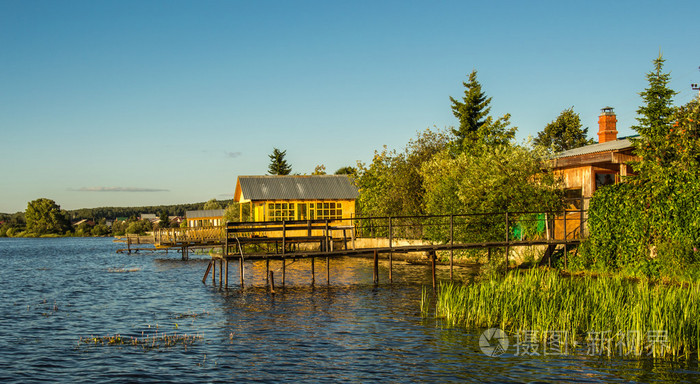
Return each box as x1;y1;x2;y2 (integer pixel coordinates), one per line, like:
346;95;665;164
25;198;71;235
203;198;222;210
335;166;357;178
534;107;594;152
268;148;292;175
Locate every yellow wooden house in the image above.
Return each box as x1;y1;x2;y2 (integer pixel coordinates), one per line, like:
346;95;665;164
186;209;225;227
233;175;359;222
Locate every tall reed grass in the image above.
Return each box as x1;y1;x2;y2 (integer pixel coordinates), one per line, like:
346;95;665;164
429;268;700;359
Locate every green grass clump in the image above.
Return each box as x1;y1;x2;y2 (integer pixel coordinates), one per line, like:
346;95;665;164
430;268;700;359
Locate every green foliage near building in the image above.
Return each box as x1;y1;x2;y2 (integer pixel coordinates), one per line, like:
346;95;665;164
356;128;451;220
578;55;700;280
25;198;71;236
534;107;594;152
268;148;292;175
420;144;562;245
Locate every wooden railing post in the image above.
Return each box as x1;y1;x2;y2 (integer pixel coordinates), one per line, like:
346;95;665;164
450;214;454;281
505;211;510;269
388;216;393;283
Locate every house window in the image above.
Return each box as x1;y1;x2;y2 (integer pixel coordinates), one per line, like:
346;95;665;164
309;202;343;220
595;173;616;190
564;189;583;210
267;203;296;221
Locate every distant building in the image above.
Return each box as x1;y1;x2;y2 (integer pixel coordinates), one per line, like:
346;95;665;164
233;175;359;222
139;213;158;222
186;209;225;227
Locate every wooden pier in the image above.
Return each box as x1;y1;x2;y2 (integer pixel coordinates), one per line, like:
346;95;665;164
147;207;588;290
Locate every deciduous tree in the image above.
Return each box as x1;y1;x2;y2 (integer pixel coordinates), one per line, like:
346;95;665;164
534;107;593;152
25;198;71;235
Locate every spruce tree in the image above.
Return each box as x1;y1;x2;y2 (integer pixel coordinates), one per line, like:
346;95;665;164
268;148;292;175
449;70;516;151
450;70;491;145
632;54;678;169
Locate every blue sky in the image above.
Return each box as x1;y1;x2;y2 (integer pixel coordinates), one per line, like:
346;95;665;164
1;0;699;213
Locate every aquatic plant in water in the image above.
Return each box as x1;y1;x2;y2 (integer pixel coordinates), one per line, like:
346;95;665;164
429;268;700;359
78;332;203;350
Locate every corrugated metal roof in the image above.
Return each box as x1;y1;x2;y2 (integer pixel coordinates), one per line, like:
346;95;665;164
237;175;359;201
186;209;225;219
556;136;638;158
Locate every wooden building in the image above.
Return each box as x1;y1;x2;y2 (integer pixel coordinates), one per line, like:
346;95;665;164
186;209;225;227
233;175;359;222
550;107;639;238
551;107;638;205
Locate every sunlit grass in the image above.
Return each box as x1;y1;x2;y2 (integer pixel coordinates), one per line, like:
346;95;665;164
428;268;700;359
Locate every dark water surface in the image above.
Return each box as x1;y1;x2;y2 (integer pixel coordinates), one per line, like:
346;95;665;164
0;237;697;383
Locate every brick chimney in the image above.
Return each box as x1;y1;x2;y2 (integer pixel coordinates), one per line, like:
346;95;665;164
597;106;618;143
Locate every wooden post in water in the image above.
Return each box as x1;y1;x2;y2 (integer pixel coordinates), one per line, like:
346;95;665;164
430;251;437;291
282;257;286;287
219;259;223;288
373;250;379;285
202;261;213;284
388;217;393;283
239;256;244;288
225;259;229;288
266;258;270;287
127;236;131;254
282;220;286;254
212;259;216;285
326;256;330;285
269;271;275;294
311;256;315;286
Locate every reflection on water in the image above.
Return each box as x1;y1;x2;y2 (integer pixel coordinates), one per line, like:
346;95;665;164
0;237;696;383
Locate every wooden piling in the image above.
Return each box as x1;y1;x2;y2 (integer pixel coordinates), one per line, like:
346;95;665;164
388;217;392;283
239;256;244;288
282;257;286;287
269;271;275;294
225;259;229;288
311;256;315;286
266;258;270;286
326;256;330;285
430;251;437;291
219;259;223;288
373;250;379;285
212;259;216;285
202;261;212;284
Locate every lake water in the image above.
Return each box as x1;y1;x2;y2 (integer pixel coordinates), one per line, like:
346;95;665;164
0;237;697;383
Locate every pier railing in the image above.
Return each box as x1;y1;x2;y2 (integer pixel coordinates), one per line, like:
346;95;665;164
154;226;225;247
154;201;588;250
